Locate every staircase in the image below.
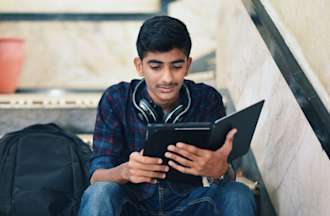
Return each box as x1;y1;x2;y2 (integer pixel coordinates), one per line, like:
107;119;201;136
0;1;276;215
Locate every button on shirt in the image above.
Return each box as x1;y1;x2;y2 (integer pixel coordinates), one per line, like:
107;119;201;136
90;79;226;199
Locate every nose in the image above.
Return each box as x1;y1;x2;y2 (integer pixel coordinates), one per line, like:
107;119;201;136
162;66;174;83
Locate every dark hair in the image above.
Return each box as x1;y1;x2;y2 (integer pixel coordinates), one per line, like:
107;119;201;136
136;16;192;59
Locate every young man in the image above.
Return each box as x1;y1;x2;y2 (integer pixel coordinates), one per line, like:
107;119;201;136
79;16;256;216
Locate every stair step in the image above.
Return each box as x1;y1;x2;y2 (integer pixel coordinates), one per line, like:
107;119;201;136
0;93;101;109
0;0;161;14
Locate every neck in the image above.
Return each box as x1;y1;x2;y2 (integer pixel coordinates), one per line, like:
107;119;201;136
161;102;176;112
155;98;179;113
146;90;179;112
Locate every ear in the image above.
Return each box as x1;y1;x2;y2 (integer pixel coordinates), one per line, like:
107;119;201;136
185;57;192;76
134;57;144;77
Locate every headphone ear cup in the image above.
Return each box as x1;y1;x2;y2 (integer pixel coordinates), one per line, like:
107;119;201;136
137;111;149;124
164;105;185;123
139;99;159;123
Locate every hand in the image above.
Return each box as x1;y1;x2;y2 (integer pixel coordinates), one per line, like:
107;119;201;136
164;128;237;178
122;150;169;184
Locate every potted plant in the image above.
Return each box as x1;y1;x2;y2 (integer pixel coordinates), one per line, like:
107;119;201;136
0;38;24;93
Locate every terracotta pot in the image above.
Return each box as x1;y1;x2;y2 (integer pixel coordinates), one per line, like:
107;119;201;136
0;38;24;93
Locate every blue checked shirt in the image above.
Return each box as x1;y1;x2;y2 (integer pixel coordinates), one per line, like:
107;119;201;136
90;79;226;197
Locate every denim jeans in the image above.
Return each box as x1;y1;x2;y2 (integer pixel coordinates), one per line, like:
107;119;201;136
79;180;256;216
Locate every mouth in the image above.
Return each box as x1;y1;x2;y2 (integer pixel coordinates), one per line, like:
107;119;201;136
158;86;176;93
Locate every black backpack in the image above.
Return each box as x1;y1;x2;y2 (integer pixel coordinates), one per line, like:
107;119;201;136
0;123;92;216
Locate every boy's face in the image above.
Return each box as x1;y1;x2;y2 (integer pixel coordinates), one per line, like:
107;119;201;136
134;48;192;111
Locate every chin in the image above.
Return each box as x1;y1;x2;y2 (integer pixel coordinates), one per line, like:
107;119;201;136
158;93;178;103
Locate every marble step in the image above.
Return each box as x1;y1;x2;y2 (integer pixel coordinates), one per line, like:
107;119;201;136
0;71;232;136
0;0;161;13
0;92;231;136
0;71;215;109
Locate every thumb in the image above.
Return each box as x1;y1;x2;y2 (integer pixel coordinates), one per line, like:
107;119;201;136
217;128;237;156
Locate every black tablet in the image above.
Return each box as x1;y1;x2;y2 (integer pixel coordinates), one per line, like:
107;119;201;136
209;100;265;161
143;100;265;185
144;122;212;185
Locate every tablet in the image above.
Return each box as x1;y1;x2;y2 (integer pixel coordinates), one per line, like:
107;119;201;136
143;100;265;185
144;122;212;185
144;122;212;158
209;100;265;161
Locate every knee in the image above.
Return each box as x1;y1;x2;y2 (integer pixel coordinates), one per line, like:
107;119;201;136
221;181;256;212
223;181;255;201
81;181;123;204
79;182;125;215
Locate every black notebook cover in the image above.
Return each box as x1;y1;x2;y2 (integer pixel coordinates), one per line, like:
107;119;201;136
143;100;265;185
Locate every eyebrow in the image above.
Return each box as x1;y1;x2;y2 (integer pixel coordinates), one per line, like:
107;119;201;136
147;59;186;64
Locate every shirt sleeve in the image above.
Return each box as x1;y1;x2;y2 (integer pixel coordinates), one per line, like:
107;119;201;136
89;89;125;178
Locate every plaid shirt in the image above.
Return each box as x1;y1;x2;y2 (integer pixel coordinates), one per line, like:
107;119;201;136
90;79;226;197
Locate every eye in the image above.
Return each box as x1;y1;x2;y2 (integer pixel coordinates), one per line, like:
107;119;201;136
149;63;161;70
172;63;184;69
151;66;161;70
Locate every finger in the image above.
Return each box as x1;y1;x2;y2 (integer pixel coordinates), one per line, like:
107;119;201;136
129;161;169;172
175;142;204;157
217;128;237;156
168;160;198;176
130;152;163;165
164;151;194;168
130;169;166;179
130;176;157;184
167;145;199;161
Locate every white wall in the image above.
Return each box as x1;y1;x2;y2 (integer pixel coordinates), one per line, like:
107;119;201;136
0;0;220;88
264;0;330;111
0;21;141;88
216;0;330;215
